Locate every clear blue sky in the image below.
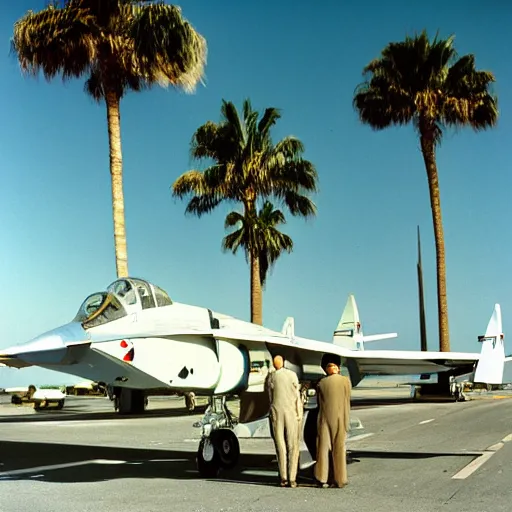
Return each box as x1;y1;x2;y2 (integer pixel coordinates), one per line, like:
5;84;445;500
1;1;511;387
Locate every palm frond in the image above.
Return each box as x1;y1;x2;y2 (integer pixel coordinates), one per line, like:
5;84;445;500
354;30;498;138
271;159;319;194
84;64;103;101
190;121;224;161
222;227;246;256
131;3;207;93
258;201;286;225
273;136;304;159
184;194;222;217
172;170;208;197
281;192;317;218
257;107;281;139
11;5;97;81
224;210;244;228
469;94;498;129
242;98;253;123
221;99;246;149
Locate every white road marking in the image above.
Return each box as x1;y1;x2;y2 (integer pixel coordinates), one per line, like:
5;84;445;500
241;469;277;477
452;452;495;480
148;459;188;463
0;459;126;478
502;433;512;442
0;458;191;478
452;442;505;480
486;442;504;452
419;419;435;425
348;433;374;442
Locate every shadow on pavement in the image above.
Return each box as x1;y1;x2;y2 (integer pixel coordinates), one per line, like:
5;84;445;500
0;404;208;423
350;449;478;460
0;440;285;486
0;440;476;486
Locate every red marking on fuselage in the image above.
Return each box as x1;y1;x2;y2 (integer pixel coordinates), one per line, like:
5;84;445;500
120;340;134;363
123;348;135;362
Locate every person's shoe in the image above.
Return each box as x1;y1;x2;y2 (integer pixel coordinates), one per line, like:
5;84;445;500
289;481;297;488
280;480;288;487
318;482;329;489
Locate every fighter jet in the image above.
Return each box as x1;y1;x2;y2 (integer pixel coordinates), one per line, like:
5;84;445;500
0;277;507;476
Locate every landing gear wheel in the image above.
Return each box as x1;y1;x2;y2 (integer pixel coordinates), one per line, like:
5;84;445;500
197;438;221;478
455;389;466;402
211;429;240;469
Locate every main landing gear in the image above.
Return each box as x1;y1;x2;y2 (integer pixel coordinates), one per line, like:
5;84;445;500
195;396;240;477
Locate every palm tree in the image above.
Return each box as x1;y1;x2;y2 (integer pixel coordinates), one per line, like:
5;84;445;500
172;99;318;325
222;201;293;289
12;0;207;278
353;31;498;352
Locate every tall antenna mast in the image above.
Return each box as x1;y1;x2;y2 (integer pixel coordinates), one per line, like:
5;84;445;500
417;225;428;351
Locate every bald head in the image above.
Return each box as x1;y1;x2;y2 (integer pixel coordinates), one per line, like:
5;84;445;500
273;355;284;370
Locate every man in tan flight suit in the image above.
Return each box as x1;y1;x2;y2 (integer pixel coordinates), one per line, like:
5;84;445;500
314;362;352;488
265;355;303;488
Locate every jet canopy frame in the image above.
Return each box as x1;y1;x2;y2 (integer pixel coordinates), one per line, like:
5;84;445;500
73;277;174;330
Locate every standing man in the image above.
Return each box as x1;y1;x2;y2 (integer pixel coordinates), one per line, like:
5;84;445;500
314;362;352;488
265;355;303;488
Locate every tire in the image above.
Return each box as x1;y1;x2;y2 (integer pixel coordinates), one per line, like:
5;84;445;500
56;400;65;410
197;438;221;478
210;429;240;470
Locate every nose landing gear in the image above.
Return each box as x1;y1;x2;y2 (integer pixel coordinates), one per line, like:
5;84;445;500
195;396;240;477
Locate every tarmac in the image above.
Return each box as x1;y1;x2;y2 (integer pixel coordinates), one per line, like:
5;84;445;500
0;387;511;512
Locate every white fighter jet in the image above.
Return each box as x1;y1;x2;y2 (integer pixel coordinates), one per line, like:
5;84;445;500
0;277;507;476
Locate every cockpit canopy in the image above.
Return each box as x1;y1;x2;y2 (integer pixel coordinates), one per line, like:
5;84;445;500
74;278;173;329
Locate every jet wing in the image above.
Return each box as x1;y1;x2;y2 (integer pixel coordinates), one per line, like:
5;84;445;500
333;349;479;375
212;330;480;376
0;356;33;369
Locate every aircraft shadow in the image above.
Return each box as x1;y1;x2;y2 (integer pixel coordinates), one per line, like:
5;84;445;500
0;404;209;424
0;440;294;486
0;440;474;486
349;449;477;460
351;398;457;409
351;398;414;409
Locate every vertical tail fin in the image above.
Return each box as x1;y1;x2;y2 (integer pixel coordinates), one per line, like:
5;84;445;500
332;295;398;350
473;304;505;384
332;295;363;350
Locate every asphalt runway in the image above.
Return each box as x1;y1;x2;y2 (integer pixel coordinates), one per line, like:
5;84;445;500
0;390;512;512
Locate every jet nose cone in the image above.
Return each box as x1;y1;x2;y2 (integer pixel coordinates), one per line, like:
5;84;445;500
1;322;89;365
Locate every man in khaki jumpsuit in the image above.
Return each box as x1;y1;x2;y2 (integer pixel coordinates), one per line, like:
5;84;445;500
266;355;303;488
314;362;352;488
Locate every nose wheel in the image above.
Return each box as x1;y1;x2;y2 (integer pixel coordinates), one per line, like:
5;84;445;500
196;429;240;477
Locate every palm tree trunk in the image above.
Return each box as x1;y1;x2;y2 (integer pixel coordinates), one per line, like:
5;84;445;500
419;130;450;352
105;91;129;278
250;250;263;325
245;198;263;325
